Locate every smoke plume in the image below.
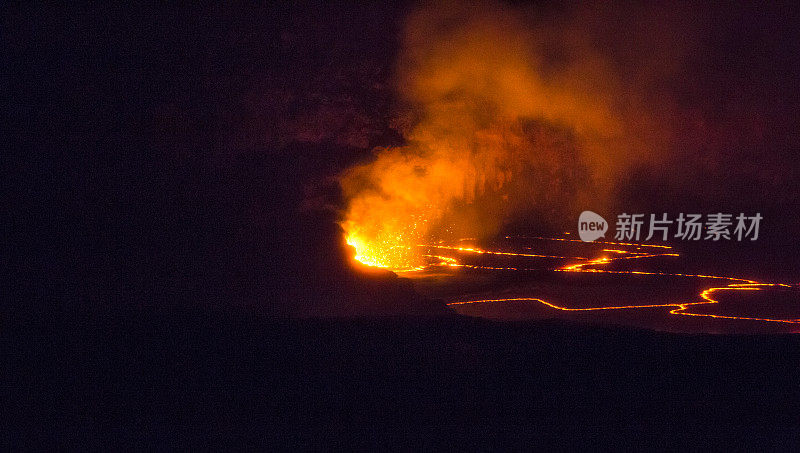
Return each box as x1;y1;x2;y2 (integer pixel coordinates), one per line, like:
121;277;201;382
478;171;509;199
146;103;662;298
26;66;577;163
339;0;687;269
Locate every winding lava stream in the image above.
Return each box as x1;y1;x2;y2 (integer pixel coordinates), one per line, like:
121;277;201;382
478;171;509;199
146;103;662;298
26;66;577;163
403;236;800;325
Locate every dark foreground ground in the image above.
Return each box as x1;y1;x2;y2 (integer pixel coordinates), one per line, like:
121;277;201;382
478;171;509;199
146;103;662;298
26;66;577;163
7;307;800;450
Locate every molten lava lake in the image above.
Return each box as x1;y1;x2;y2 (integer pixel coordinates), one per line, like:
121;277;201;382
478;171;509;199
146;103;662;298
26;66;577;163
391;235;800;334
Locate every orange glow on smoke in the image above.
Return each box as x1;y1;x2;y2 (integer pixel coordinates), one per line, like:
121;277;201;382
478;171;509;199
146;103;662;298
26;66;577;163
338;1;666;270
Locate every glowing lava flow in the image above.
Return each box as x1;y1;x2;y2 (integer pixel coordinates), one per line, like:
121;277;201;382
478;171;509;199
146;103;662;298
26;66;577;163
421;244;587;260
413;236;799;325
449;283;800;325
346;233;799;325
668;284;800;324
448;297;682;311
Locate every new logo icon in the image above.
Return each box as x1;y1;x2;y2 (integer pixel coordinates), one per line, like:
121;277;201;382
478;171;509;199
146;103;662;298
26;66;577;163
578;211;608;242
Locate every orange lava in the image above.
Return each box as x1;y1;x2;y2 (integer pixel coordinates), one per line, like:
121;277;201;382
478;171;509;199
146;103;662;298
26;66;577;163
414;236;800;325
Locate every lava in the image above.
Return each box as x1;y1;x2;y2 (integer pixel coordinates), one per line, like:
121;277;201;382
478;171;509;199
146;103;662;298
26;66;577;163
669;284;800;324
347;235;799;326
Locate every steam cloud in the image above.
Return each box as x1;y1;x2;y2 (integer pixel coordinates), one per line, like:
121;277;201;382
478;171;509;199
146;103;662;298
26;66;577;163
339;0;687;269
